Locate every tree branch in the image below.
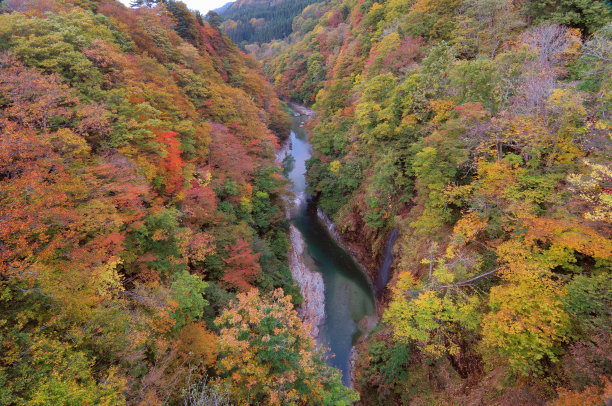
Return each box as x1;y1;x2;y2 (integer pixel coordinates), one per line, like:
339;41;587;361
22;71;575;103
439;268;499;289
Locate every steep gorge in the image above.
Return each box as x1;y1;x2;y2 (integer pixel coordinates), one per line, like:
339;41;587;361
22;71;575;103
0;0;610;403
256;0;612;403
283;108;376;385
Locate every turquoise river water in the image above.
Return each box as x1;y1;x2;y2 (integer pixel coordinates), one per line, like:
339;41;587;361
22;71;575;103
284;111;376;385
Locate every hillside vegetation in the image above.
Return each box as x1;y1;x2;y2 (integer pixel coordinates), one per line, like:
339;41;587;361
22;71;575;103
218;0;321;45
259;0;612;403
0;0;358;404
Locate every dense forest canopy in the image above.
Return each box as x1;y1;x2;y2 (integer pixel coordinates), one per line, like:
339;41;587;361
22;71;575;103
257;0;612;403
217;0;322;45
0;0;611;404
0;0;357;404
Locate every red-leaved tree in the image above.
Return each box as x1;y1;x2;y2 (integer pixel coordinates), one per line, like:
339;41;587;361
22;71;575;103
156;131;185;194
221;238;261;292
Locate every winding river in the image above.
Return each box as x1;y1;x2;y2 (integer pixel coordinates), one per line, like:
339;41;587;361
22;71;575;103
284;109;376;385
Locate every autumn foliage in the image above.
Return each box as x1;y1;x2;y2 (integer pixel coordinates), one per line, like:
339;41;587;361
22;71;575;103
0;0;307;404
221;238;261;291
215;289;358;405
261;0;612;403
155;131;185;194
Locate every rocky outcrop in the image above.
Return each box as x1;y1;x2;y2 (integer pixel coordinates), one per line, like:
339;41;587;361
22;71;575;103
288;224;325;338
275;138;291;164
375;228;399;297
287;101;315;117
348;346;357;389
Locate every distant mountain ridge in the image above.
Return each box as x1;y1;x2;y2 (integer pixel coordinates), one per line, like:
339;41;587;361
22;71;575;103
214;1;233;13
221;0;295;10
216;0;320;45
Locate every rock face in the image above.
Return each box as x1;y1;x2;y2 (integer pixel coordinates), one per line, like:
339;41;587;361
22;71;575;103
375;228;399;296
288;224;325;338
348;346;357;389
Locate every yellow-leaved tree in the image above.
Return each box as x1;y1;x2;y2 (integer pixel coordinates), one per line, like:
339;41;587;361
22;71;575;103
216;289;359;405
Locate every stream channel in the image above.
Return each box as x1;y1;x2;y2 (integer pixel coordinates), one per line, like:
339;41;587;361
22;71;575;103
283;108;376;385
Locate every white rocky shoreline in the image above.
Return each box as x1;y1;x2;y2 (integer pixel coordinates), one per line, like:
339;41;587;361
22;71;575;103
287;224;325;338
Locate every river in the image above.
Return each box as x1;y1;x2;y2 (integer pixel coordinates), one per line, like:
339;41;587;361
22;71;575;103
284;109;376;386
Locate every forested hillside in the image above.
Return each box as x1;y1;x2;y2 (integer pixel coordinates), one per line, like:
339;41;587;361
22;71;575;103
259;0;612;403
217;0;321;45
0;0;357;404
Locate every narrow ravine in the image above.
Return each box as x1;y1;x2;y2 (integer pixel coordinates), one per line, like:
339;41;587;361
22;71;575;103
283;107;376;386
